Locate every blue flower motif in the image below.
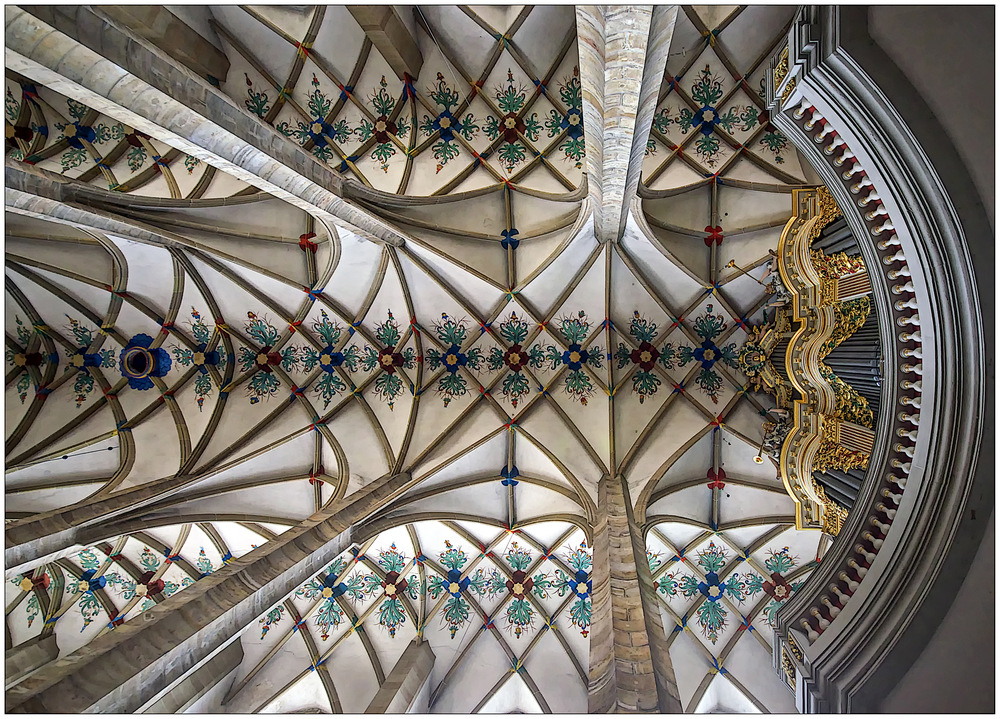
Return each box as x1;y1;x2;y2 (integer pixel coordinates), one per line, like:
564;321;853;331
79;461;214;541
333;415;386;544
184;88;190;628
64;123;97;148
445;569;470;597
307;119;335;147
501;464;520;487
693;340;722;370
119;333;171;390
192;344;220;375
693;106;719;136
561;107;584;138
501;228;520;250
78;569;106;593
440;344;468;374
562;343;590;371
431;110;457;142
697;571;727;602
317;345;344;373
321;574;348;599
568;569;592;599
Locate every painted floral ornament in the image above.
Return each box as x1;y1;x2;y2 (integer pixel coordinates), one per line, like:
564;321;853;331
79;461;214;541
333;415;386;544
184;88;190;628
17;571;49;593
135;570;165;597
119;333;171;390
428;540;489;638
552;541;593;636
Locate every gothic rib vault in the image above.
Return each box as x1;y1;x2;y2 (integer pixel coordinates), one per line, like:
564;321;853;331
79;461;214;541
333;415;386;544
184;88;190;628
2;5;905;714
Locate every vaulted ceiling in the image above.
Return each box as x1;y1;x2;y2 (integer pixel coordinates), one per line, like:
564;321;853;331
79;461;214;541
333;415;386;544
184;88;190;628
6;5;837;714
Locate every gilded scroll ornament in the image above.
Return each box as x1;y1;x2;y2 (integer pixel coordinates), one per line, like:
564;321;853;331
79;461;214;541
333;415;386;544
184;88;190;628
774;47;789;87
815;483;850;536
813;439;869;473
781;648;797;688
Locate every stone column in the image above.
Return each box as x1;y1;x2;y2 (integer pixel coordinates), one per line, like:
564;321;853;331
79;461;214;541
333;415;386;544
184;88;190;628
5;635;58;688
588;475;681;712
576;6;679;244
98;6;230;84
364;638;435;713
4;6;406;247
347;7;423;81
140;640;243;713
5;472;416;714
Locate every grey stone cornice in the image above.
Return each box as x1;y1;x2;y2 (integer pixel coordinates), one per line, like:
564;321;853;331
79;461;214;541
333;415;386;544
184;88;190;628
768;7;988;712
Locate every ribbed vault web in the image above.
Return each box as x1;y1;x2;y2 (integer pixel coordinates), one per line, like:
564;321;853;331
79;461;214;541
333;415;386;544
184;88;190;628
4;4;873;714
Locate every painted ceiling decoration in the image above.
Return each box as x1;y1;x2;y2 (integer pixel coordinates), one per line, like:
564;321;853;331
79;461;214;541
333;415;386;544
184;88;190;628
2;5;903;716
4;75;251;200
5;521;280;660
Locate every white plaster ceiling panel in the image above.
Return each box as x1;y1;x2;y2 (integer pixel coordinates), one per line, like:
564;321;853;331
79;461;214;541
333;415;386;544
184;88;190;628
511;4;576;81
432;631;512;712
397;482;509;525
651;428;714;490
6;235;113;287
695;673;760;713
518;220;597;315
619;217;706;310
720;429;786;485
327;633;393;712
722;635;797;712
113;410;182;490
522;628;587;711
8;385;116;471
623;398;709;494
716;6;795;70
722;398;775;446
664;624;713;709
416;6;499;80
407;243;503;316
228;633;318;713
407;393;497;468
6;437;119;491
308;6;367;79
717;484;794;526
411;430;506;493
518;401;603;492
5;483;102;517
105;238;177;313
512;482;586;523
512;433;578;493
210;7;298;85
260;671;332;714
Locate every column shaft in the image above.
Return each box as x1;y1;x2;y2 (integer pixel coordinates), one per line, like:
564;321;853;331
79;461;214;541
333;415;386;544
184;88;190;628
364;638;435;713
576;6;679;244
5;635;58;688
589;475;681;712
140;640;243;713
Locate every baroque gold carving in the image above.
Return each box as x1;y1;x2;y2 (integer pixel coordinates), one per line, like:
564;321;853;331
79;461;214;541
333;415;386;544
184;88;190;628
806;186;844;243
814;482;850;536
781;76;797;107
755;188;878;530
774;47;789;87
788;636;804;661
813;439;869;473
782;648;797;689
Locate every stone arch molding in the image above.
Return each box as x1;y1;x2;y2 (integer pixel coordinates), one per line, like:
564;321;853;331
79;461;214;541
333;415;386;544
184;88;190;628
762;7;988;712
